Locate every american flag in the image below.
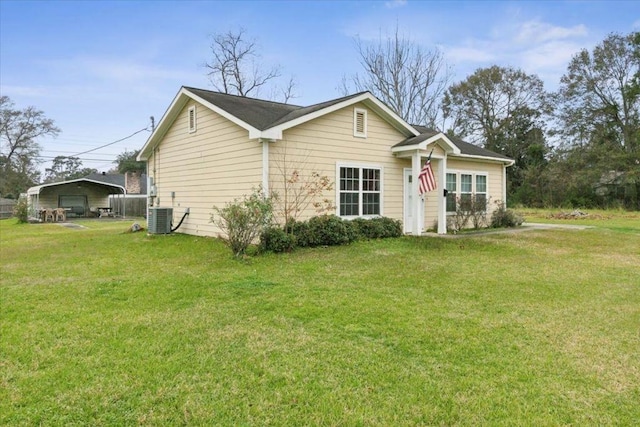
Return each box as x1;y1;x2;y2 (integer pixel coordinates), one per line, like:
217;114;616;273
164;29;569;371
418;158;437;195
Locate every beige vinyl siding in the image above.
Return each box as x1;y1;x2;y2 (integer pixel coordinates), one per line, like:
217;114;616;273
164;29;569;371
426;143;445;157
422;158;504;229
148;101;263;236
269;102;408;223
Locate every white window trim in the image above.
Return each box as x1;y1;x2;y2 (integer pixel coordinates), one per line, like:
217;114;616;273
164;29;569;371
445;169;488;214
336;162;383;218
188;105;197;133
353;108;367;138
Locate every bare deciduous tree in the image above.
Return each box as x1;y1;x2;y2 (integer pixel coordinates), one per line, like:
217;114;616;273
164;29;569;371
270;140;334;226
340;26;452;127
205;28;297;102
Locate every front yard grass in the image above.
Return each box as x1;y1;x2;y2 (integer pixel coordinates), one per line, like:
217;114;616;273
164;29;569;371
1;215;639;425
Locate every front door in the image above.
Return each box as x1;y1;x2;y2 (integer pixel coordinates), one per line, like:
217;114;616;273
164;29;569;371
403;168;423;234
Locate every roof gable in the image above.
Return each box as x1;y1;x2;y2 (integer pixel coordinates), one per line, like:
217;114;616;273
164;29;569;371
183;87;299;130
393;126;513;164
137;87;419;160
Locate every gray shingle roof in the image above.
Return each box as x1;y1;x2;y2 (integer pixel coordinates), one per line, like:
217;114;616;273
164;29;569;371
182;87;511;162
183;87;368;131
396;125;512;161
183;87;300;130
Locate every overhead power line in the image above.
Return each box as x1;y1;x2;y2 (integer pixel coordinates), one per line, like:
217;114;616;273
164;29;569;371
71;126;150;157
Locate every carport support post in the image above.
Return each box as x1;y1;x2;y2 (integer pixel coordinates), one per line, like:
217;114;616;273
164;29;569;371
411;151;422;236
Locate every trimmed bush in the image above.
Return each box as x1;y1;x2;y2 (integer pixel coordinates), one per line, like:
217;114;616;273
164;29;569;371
264;215;403;254
306;215;357;247
352;217;402;239
285;219;312;248
261;226;296;253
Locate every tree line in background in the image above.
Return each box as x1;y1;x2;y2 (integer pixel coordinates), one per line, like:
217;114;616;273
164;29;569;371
2;29;638;210
341;29;639;210
0;92;145;198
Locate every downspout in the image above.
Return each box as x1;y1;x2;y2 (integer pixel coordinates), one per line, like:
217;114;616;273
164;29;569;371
502;164;507;204
262;138;270;196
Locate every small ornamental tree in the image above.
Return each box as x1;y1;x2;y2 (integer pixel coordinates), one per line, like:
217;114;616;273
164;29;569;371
211;188;273;258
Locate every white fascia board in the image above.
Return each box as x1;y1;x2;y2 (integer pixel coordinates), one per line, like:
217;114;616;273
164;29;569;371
364;97;420;137
137;87;189;160
450;153;515;166
420;134;460;154
186;90;261;138
391;133;461;155
264;92;419;138
137;87;264;161
257;128;282;140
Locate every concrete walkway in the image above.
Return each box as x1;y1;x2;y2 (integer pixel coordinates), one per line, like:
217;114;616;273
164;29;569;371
422;222;594;238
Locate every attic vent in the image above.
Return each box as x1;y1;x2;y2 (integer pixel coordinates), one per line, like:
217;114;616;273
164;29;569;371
354;108;367;138
188;105;197;133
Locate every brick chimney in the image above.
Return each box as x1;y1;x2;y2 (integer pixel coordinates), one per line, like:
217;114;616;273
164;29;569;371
125;171;141;194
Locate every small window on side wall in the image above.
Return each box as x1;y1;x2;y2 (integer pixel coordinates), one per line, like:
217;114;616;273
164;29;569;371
353;108;367;138
188;105;197;133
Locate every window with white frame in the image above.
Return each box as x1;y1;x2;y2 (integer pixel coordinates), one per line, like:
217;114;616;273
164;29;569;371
446;171;488;212
339;165;381;216
188;105;197;133
353;108;367;138
475;175;487;210
446;173;457;212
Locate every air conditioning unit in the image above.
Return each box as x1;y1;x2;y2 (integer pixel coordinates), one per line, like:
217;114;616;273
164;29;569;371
148;207;173;234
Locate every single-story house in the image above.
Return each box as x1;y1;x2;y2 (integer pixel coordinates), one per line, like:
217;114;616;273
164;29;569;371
26;171;146;220
136;86;513;236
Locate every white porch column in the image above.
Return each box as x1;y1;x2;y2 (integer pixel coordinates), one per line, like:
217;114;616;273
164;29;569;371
411;151;422;235
437;156;447;234
262;139;270;196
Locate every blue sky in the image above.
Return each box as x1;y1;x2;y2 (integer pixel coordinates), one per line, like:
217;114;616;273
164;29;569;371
1;0;638;175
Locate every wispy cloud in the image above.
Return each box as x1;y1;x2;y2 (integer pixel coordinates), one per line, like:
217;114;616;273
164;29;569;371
514;21;587;44
385;0;407;9
0;85;49;98
443;18;590;88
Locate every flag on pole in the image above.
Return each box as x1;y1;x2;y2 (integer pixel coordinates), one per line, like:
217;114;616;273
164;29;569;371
418;154;437;196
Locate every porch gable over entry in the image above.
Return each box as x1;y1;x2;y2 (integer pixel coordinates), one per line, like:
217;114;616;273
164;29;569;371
392;130;514;235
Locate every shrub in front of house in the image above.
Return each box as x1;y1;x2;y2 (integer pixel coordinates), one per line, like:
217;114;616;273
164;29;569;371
211;188;273;258
262;215;401;253
306;215;358;247
260;226;296;253
352;216;402;239
490;201;524;228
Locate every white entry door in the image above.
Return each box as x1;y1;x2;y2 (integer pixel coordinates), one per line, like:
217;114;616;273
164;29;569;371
403;168;423;234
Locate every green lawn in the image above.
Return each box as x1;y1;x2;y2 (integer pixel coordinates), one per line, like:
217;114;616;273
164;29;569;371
1;216;639;425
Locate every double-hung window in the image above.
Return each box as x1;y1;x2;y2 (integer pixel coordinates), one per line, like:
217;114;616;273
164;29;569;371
475;175;487;210
446;173;457;212
338;165;381;217
460;173;473;208
446;171;488;212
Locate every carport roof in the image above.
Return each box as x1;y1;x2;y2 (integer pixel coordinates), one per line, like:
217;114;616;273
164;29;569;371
27;178;126;196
